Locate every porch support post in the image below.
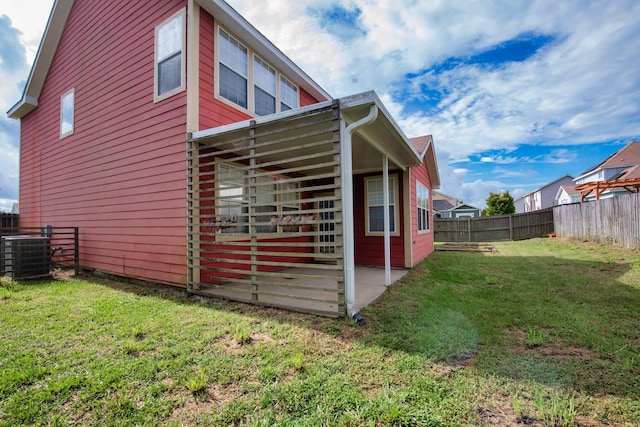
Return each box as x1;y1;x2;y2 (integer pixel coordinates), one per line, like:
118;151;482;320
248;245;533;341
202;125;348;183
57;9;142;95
383;155;391;286
341;104;379;317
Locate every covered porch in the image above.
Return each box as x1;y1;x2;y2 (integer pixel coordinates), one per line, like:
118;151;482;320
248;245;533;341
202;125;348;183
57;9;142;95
187;92;421;317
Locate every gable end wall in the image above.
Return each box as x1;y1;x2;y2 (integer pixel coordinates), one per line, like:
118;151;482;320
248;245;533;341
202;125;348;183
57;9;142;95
19;0;189;285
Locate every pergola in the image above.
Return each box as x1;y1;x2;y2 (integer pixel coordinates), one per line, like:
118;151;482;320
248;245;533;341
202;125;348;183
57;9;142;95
574;178;640;202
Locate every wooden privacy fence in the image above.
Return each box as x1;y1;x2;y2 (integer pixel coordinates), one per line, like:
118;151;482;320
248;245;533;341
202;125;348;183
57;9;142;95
553;193;640;249
434;208;554;242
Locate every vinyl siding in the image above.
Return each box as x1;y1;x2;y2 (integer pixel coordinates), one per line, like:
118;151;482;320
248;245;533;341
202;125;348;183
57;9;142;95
19;0;188;285
410;163;434;266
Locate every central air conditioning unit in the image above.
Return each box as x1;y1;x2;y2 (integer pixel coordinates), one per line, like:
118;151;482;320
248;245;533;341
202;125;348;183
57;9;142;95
1;236;50;279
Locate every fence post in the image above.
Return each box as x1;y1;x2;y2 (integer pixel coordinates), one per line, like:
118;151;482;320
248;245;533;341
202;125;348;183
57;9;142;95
74;227;79;274
467;217;471;242
509;215;513;240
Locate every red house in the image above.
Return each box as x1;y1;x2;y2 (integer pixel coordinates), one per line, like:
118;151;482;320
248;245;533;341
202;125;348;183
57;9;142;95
8;0;440;317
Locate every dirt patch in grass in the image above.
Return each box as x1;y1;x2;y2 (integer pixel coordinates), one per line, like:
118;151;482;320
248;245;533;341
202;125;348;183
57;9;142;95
475;392;522;427
504;326;598;363
169;384;246;423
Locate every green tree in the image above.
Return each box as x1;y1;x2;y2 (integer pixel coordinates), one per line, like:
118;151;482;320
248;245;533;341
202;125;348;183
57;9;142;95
485;191;515;216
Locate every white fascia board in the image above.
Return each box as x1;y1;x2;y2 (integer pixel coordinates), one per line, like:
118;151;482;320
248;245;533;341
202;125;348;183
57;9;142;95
7;0;75;119
339;91;422;164
191;100;334;141
196;0;332;103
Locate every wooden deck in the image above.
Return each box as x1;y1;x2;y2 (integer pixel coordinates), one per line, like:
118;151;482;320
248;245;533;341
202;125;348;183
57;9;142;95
192;265;408;317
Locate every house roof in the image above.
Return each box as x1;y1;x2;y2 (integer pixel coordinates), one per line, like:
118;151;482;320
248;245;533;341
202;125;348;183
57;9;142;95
451;203;480;211
8;0;332;119
433;200;455;212
7;0;75;118
558;184;579;196
575;141;640;181
409;135;440;189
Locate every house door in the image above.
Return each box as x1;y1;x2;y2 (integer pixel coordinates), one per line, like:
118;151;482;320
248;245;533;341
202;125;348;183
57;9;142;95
316;197;336;259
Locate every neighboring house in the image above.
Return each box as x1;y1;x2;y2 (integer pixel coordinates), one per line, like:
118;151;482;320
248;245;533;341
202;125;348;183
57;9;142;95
433;199;456;218
7;0;440;318
555;185;580;205
434;202;481;218
445;204;481;218
573;141;640;201
433;190;461;207
515;174;574;213
432;191;480;218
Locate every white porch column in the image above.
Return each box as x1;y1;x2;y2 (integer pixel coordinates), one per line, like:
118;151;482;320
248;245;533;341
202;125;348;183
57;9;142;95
383;155;391;286
341;105;378;317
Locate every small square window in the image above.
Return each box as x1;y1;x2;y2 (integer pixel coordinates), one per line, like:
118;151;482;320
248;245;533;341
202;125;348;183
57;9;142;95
60;89;74;138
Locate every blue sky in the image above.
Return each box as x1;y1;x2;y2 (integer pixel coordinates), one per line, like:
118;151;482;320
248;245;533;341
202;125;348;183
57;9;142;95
1;0;640;211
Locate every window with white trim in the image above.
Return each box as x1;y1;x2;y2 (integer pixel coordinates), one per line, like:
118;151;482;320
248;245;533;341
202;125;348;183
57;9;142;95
216;26;300;115
254;56;276;115
280;76;298;111
417;181;430;232
60;89;74;138
218;28;249;109
155;10;185;100
366;176;397;234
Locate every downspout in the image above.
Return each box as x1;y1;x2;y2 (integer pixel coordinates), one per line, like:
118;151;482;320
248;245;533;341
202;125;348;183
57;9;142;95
340;104;379;318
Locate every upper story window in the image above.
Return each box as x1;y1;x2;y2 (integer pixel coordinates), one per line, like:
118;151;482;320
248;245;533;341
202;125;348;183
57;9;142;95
60;88;74;138
155;10;185;101
216;26;300;116
416;181;430;232
218;29;248;109
365;175;398;235
280;76;298;111
254;56;276;116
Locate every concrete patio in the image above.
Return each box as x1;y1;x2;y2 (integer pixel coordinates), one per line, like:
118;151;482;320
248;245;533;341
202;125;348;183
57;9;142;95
195;265;409;317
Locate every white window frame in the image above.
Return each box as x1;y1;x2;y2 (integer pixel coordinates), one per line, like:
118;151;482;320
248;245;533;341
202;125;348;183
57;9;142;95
416;180;430;233
280;76;299;111
154;9;186;102
217;28;249;109
365;175;399;237
215;25;300;116
60;88;75;138
253;55;277;116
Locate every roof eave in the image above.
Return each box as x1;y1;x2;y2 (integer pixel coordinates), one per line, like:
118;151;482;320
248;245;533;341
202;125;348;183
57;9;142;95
339;91;423;168
6;0;75;120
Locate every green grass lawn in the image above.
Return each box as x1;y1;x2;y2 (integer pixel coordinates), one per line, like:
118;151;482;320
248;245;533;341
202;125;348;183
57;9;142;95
1;238;639;426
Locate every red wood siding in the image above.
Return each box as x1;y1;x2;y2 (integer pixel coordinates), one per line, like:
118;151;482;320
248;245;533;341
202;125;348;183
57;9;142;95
410;162;435;266
19;0;188;285
353;172;406;267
